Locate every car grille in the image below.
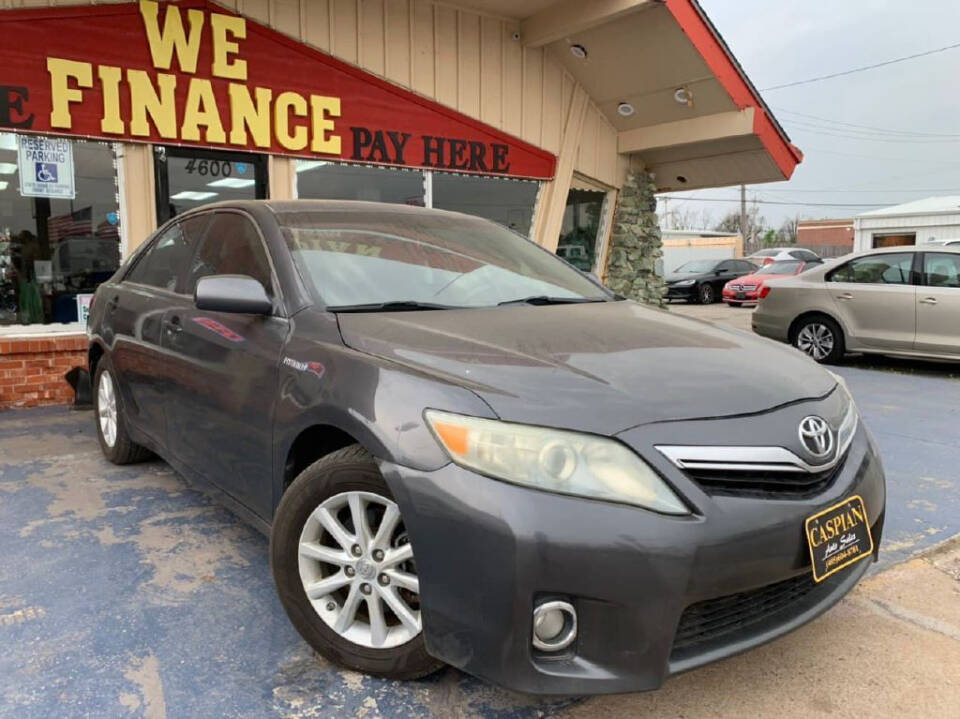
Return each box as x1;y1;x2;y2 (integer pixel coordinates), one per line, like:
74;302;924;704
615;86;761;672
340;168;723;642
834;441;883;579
671;573;819;656
729;284;757;291
684;457;845;499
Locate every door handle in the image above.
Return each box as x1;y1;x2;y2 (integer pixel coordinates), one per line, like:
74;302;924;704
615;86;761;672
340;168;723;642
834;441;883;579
919;297;938;305
836;293;853;301
164;315;183;334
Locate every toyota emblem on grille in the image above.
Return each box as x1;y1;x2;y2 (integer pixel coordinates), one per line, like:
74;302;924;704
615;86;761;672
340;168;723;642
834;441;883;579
799;416;834;458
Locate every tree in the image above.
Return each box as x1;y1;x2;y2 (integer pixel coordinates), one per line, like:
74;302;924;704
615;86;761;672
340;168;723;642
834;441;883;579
713;202;768;252
777;216;799;245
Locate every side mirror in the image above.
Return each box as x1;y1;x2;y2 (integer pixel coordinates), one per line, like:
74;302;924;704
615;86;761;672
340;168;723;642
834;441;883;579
195;274;272;315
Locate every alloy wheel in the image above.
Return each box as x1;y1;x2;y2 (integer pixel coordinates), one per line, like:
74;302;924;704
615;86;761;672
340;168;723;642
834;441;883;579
97;370;118;448
699;284;714;304
796;323;834;361
298;491;422;649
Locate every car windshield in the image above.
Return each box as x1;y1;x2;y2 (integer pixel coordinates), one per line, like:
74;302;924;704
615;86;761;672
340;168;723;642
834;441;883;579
674;260;719;274
757;260;802;275
278;210;611;308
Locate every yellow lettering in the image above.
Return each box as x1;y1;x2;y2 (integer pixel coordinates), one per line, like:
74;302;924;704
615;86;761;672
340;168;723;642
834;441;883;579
808;527;821;548
851;505;864;524
274;91;308;151
310;95;341;155
98;65;125;134
182;78;226;143
228;84;272;148
139;0;204;74
211;13;248;80
47;58;93;129
127;70;178;139
354;244;381;257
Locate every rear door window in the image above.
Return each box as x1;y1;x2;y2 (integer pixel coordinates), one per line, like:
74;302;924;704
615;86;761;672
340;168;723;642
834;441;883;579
126;223;189;292
923;253;960;288
828;253;914;285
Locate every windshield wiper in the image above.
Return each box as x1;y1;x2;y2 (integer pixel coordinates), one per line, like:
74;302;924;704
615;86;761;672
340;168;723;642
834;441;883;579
325;300;460;313
497;295;609;306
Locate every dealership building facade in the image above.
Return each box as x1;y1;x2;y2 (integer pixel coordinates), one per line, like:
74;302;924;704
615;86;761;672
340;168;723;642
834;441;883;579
0;0;800;407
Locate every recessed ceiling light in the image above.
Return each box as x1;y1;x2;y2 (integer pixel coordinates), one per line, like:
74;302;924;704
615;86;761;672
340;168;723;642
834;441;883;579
617;102;636;117
676;175;688;184
0;135;16;152
296;160;331;173
674;87;693;106
569;44;587;59
207;178;256;189
170;191;218;201
0;162;17;175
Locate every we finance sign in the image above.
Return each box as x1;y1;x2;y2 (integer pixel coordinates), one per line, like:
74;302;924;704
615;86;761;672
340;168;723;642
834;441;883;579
0;0;555;179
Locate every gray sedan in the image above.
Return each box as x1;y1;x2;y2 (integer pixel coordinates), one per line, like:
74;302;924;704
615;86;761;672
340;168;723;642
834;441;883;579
753;245;960;363
87;200;885;694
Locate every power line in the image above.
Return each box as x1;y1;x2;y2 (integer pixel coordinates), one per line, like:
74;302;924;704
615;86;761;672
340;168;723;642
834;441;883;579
790;126;960;144
753;187;960;194
772;107;960;138
659;196;889;208
760;41;960;91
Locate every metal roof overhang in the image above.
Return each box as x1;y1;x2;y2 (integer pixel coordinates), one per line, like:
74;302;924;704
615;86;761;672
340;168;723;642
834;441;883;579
480;0;803;191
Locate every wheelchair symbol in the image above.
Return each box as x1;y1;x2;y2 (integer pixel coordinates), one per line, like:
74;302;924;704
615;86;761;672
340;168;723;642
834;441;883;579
35;163;58;183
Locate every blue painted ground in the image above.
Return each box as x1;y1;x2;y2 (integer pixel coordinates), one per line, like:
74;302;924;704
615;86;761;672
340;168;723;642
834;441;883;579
0;359;957;717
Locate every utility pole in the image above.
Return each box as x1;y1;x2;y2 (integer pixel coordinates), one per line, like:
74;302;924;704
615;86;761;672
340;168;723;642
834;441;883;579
740;184;747;252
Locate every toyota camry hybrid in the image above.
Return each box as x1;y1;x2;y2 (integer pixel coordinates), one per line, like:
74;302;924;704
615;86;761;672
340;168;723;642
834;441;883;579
87;201;885;695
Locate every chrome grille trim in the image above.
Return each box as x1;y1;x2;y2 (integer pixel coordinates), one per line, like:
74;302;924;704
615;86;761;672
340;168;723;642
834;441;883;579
656;413;857;475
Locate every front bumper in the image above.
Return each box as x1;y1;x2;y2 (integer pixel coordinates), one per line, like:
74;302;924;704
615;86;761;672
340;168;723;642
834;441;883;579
665;283;697;300
380;418;885;695
723;288;759;304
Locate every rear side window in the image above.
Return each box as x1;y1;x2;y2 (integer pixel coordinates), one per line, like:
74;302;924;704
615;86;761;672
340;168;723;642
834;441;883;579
828;253;914;285
184;212;274;296
923;253;960;288
126;223;190;292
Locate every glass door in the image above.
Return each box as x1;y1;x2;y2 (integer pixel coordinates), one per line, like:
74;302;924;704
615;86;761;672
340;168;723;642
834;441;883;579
154;146;268;224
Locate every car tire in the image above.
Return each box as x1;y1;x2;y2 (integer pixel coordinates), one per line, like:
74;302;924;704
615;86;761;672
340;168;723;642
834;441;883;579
698;283;715;304
271;444;443;681
93;357;151;465
792;316;845;364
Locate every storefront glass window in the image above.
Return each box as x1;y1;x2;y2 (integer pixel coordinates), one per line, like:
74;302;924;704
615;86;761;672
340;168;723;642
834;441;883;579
0;132;120;327
432;173;539;237
297;162;425;206
556;189;606;271
158;147;267;223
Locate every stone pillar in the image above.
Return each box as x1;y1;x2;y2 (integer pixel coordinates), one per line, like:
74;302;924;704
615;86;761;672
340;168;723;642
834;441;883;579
603;169;665;307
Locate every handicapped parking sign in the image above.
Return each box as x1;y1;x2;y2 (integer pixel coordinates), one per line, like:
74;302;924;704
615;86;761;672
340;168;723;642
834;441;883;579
18;136;75;199
35;162;58;183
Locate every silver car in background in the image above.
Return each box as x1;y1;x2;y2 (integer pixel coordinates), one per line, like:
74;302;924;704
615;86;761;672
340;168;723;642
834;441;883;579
753;245;960;363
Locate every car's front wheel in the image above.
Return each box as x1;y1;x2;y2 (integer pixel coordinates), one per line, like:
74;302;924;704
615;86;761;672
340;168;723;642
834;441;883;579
94;358;151;464
793;316;845;364
698;283;715;304
271;445;443;680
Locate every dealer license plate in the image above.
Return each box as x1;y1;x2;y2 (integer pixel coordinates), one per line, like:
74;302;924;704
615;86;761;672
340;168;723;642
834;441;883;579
805;495;873;583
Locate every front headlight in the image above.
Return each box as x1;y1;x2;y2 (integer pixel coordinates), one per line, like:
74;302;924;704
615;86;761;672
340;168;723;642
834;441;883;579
827;371;859;452
674;279;696;287
424;410;689;515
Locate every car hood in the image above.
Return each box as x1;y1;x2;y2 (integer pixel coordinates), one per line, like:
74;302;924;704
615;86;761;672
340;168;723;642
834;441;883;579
336;300;835;436
664;272;709;283
726;272;787;286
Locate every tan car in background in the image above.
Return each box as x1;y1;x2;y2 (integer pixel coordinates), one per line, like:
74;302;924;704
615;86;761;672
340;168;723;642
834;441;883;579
752;246;960;363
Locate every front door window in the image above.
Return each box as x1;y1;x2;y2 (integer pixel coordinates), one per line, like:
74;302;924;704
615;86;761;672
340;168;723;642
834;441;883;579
155;147;267;224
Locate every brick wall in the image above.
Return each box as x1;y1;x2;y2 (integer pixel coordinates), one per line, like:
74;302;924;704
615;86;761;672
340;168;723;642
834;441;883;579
0;335;87;409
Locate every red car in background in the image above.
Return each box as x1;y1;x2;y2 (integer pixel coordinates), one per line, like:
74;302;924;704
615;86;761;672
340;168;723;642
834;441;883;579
723;259;824;307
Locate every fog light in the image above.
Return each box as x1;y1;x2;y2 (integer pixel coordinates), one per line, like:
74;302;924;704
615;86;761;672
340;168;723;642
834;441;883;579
532;600;577;652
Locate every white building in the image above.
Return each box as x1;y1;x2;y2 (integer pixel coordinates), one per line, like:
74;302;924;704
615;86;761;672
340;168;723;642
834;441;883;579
657;229;742;275
854;196;960;251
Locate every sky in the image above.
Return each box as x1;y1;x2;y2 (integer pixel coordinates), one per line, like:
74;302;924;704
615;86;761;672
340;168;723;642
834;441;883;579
659;0;960;231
